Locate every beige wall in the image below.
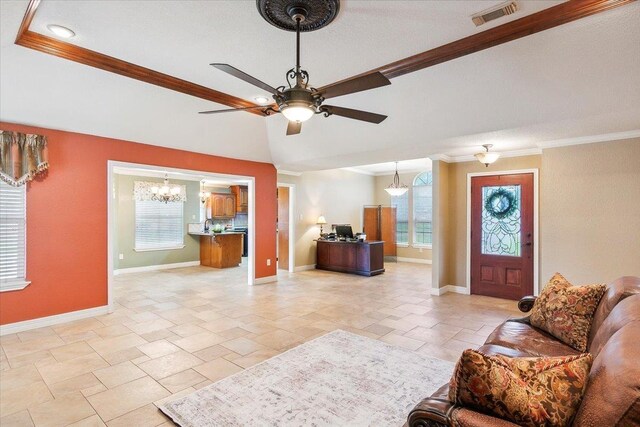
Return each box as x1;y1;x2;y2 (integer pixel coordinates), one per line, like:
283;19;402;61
113;175;201;270
432;160;451;288
278;170;375;268
541;139;640;283
374;172;433;261
439;155;542;289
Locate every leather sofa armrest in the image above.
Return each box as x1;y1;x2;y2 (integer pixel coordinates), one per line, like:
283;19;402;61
518;295;537;313
407;397;455;427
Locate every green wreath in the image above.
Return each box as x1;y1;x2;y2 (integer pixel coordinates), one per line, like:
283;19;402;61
484;188;517;219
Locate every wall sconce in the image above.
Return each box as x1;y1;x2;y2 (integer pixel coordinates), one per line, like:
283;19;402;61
316;215;327;235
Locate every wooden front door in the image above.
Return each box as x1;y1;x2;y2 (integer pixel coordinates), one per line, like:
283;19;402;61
277;187;289;271
470;173;534;300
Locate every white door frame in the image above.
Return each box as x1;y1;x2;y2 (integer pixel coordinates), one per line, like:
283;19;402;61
276;182;296;273
107;160;257;311
466;168;540;297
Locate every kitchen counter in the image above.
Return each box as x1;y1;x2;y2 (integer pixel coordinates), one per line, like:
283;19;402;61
188;231;245;236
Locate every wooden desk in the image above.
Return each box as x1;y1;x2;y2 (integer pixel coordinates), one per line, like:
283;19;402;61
316;240;384;277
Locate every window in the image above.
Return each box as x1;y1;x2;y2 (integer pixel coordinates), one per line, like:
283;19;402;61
413;171;433;246
391;192;409;245
134;200;184;251
0;181;29;291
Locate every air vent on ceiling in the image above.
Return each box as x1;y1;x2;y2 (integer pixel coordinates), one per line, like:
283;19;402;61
471;1;519;27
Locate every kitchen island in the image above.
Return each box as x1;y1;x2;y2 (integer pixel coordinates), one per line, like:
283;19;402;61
189;231;244;268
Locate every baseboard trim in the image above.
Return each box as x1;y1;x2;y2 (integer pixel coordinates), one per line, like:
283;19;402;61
396;257;432;265
254;275;277;285
431;285;471;296
114;261;200;275
0;305;111;336
294;264;316;272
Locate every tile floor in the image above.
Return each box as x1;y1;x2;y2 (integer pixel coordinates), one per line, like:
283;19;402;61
0;262;521;426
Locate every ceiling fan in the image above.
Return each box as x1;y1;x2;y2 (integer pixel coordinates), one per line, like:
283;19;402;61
199;1;391;136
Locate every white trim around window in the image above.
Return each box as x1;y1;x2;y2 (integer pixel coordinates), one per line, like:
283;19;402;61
0;181;30;292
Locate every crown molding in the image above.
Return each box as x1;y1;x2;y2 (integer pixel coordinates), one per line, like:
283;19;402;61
276;169;303;177
536;130;640;149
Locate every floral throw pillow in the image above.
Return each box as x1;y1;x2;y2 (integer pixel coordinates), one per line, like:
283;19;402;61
529;273;606;352
449;349;592;427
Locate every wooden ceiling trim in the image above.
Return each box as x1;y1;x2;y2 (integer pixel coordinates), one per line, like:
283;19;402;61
319;0;635;91
14;0;266;115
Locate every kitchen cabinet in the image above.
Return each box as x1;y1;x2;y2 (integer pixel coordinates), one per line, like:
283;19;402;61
207;193;236;218
230;185;248;213
199;233;243;268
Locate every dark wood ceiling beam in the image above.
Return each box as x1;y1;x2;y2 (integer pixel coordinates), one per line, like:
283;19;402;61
14;0;265;115
319;0;635;92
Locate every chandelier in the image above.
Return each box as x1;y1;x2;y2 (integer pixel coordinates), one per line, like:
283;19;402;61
385;162;408;196
151;174;182;203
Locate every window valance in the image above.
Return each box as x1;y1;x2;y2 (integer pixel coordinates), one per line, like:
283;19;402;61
134;180;187;202
0;130;49;187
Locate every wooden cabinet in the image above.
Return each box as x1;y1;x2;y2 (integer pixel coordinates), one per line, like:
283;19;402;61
316;240;385;276
200;234;243;268
207;193;236;219
230;185;248;214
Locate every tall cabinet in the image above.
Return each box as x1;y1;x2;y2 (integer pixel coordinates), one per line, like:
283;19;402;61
363;205;397;257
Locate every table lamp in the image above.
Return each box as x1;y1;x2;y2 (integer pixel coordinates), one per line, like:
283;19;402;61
316;215;327;235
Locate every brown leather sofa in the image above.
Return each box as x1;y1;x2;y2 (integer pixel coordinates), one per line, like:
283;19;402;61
407;276;640;427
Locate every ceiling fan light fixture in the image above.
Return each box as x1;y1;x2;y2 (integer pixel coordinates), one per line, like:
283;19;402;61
475;144;501;167
281;104;315;122
254;96;270;104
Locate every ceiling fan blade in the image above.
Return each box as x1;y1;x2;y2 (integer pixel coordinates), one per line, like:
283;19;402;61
211;63;279;95
319;72;390;99
199;106;269;114
286;121;302;136
322;106;387;124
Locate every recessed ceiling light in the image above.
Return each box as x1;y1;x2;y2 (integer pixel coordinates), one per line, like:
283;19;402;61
254;96;270;104
46;24;75;39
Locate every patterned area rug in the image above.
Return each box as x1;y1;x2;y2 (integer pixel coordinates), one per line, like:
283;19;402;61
160;330;454;427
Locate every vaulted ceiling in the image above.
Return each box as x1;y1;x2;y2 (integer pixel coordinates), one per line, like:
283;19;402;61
1;0;639;171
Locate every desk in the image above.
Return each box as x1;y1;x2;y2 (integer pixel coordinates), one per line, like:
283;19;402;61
316;240;384;277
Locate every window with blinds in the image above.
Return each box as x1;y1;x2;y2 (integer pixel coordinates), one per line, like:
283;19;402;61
413;171;433;246
134;200;184;251
0;181;27;288
391;192;409;245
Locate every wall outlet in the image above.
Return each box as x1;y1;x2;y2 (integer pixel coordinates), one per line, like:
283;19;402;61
192;214;196;220
266;259;271;266
419;247;423;253
118;253;124;260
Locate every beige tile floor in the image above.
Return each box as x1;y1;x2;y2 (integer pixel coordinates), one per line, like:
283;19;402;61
0;262;521;426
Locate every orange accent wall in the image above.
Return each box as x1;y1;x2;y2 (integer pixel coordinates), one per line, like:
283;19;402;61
0;122;277;325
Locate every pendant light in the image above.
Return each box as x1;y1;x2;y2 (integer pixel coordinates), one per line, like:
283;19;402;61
475;144;501;167
198;180;211;204
385;162;408;196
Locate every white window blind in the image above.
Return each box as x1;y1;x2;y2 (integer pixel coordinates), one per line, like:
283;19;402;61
413;171;433;246
134;200;184;251
391;192;409;245
0;181;27;287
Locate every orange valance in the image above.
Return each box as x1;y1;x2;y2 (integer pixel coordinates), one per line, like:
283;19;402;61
0;130;49;187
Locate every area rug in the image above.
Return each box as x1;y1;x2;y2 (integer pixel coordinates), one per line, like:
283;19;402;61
160;329;455;427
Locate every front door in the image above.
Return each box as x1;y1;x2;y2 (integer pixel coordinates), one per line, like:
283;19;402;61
277;186;289;271
470;173;534;300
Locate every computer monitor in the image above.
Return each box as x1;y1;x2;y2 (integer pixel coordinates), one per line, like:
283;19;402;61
335;225;354;239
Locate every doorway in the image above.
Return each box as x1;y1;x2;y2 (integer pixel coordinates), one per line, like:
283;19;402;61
276;184;295;272
469;171;537;300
